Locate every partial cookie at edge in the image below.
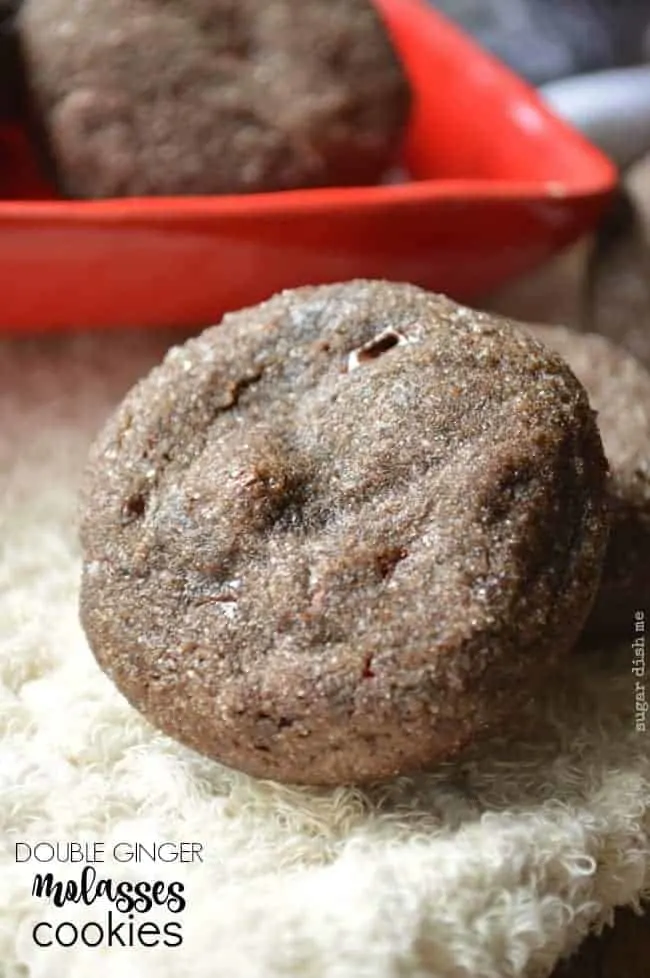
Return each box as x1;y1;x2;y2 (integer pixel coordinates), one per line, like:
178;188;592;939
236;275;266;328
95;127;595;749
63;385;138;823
527;322;650;638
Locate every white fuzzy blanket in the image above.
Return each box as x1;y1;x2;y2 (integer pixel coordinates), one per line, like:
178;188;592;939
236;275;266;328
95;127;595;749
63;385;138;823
1;324;649;978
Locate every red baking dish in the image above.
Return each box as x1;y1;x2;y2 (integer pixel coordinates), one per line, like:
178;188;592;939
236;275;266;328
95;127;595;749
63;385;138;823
0;0;616;332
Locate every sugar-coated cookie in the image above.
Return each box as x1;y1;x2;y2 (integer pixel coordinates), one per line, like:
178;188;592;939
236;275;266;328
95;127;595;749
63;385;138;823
80;281;608;784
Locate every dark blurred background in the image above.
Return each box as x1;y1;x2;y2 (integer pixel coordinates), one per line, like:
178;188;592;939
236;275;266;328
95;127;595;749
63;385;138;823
429;0;650;83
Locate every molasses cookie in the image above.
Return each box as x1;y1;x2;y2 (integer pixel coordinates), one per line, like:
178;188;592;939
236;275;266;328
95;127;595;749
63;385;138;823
17;0;410;198
80;281;609;785
528;323;650;638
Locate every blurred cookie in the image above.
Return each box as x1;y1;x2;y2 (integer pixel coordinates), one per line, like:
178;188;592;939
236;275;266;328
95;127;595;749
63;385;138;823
17;0;410;198
80;281;608;785
584;185;650;369
528;323;650;637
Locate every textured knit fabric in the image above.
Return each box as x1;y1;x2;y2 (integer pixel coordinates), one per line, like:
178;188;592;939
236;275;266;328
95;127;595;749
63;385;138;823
0;325;648;978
